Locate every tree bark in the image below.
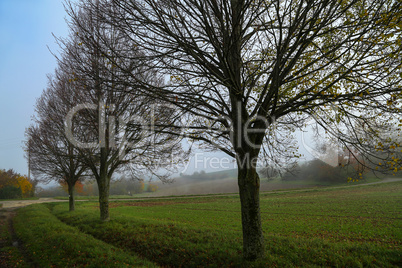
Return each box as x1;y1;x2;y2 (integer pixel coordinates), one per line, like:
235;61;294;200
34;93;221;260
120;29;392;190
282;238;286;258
237;154;265;260
97;174;110;221
67;182;75;212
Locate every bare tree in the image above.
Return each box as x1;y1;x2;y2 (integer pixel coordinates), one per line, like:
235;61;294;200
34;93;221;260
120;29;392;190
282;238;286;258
25;69;89;211
57;1;185;221
69;0;401;259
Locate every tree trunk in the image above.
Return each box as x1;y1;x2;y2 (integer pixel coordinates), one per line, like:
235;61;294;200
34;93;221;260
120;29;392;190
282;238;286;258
67;183;75;212
97;174;110;221
237;155;265;260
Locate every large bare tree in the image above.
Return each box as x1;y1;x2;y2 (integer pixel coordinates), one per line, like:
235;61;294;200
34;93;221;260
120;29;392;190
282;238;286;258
70;0;401;259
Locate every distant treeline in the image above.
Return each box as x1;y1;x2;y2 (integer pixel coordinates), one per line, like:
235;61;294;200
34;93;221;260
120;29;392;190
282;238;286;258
37;177;158;197
178;170;236;182
279;159;381;183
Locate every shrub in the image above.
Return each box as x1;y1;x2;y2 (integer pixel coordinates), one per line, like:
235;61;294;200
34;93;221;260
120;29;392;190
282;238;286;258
0;185;22;199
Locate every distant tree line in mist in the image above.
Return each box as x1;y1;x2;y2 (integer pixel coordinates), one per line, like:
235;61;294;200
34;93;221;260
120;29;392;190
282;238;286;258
36;177;159;198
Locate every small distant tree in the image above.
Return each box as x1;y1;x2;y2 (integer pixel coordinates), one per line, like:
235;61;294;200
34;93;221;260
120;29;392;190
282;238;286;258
14;175;33;198
127;179;145;195
82;180;98;196
147;183;158;193
60;180;86;195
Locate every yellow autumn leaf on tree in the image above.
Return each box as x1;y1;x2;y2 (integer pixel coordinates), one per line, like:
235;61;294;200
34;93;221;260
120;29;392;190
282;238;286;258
14;176;33;198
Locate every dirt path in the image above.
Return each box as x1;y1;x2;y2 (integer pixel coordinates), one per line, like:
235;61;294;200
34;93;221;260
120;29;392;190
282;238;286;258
0;198;68;209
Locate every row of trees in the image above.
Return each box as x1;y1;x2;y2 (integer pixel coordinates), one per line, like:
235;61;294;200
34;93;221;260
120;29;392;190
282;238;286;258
26;0;184;213
26;0;401;260
0;169;35;199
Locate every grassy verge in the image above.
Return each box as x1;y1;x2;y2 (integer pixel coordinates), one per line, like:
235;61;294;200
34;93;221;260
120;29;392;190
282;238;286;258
50;181;401;267
13;204;158;267
0;209;27;267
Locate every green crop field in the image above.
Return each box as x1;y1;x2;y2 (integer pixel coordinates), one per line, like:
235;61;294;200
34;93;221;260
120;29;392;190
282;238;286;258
6;181;402;267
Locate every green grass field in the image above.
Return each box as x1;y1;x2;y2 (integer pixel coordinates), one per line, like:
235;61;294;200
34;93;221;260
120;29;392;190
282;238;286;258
8;181;402;267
